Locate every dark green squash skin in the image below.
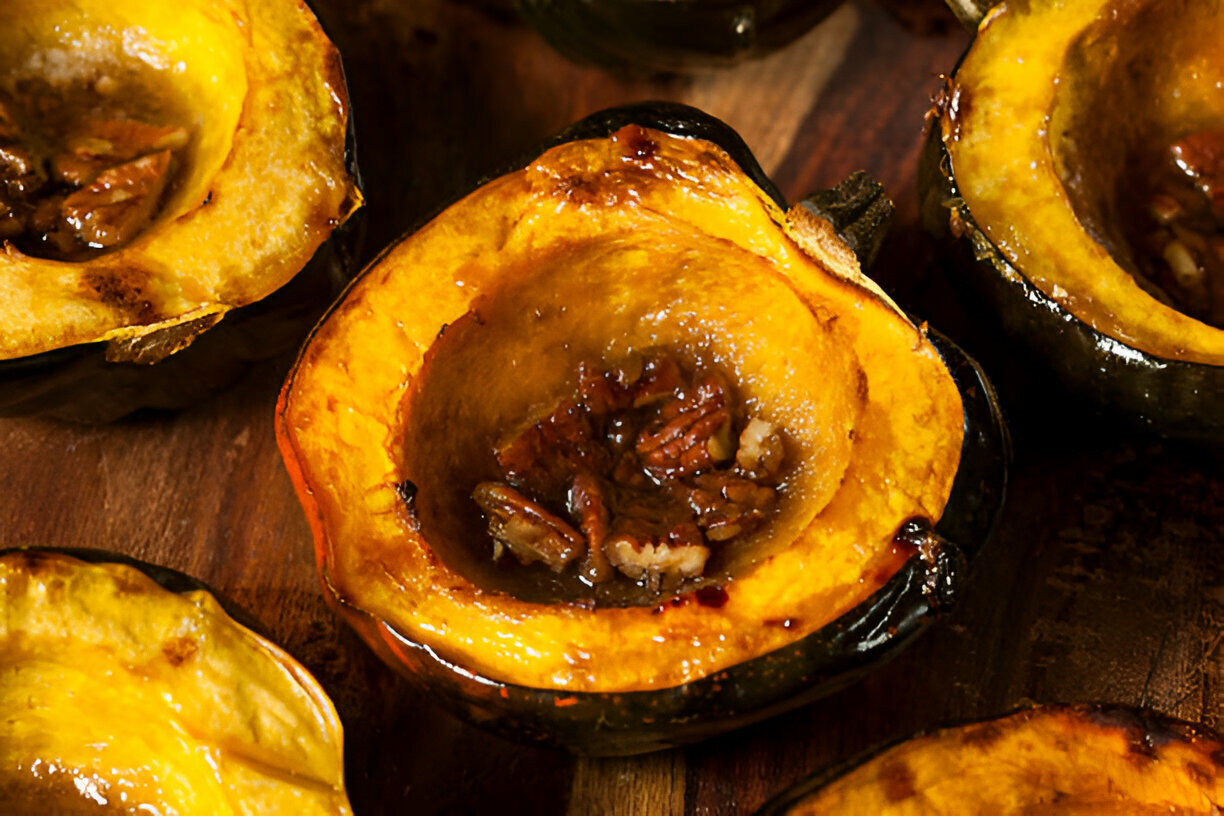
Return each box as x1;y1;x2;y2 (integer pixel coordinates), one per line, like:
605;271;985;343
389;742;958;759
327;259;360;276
516;0;845;73
919;127;1224;442
753;704;1224;814
320;103;1009;757
0;8;364;425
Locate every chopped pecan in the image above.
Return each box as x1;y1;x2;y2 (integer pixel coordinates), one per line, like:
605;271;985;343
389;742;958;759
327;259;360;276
29;194;78;257
630;352;683;407
0;144;45;197
635;372;733;480
63;149;173;248
605;532;710;592
472;482;584;571
477;352;788;592
496;398;609;498
53;119;188;186
1172;129;1224;216
568;473;613;584
609;447;649;488
736;417;785;481
577;359;634;416
681;472;777;542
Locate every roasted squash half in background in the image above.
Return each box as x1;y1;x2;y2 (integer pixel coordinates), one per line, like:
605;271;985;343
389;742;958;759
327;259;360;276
0;0;361;422
923;0;1224;439
758;705;1224;813
516;0;847;72
277;104;1008;755
0;549;351;815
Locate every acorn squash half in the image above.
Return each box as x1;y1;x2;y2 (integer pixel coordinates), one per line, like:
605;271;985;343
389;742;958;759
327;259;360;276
923;0;1224;439
516;0;846;72
0;548;351;815
277;104;1008;755
759;704;1224;814
0;0;361;422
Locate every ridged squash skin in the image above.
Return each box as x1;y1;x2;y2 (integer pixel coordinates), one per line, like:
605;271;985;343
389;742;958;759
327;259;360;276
277;104;1008;755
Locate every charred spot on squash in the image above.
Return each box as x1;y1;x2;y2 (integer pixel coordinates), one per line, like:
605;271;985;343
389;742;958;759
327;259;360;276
81;267;157;322
161;635;199;667
878;759;915;802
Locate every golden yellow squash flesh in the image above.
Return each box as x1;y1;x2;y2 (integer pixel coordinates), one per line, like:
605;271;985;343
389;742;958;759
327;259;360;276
0;550;350;815
0;0;360;362
942;0;1224;365
277;120;967;694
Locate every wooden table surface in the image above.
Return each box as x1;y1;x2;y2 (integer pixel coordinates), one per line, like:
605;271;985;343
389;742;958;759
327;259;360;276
3;1;1221;813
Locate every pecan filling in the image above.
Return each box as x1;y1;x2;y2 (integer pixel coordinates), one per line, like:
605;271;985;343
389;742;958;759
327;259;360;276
472;352;786;593
0;79;188;261
1130;129;1224;328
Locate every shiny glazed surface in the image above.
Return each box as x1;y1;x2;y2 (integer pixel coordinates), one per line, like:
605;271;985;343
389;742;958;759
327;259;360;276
941;0;1224;365
0;550;350;815
0;0;361;361
277;122;965;693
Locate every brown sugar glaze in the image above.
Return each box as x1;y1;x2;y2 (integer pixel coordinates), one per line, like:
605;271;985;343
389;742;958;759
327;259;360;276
471;349;788;603
1124;129;1224;328
0;70;193;261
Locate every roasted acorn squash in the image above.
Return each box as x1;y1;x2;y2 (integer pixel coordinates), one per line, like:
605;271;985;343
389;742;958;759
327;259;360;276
277;104;1007;754
0;548;351;815
0;0;361;422
923;0;1224;438
517;0;845;72
759;705;1224;814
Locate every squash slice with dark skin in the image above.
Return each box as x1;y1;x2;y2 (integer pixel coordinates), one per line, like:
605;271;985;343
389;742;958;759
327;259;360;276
0;549;351;815
277;104;1008;754
759;705;1224;814
923;0;1224;439
0;0;361;421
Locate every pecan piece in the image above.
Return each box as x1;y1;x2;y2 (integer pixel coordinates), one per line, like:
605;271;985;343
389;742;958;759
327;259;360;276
568;472;613;584
681;472;777;542
0;144;45;198
735;417;785;481
1172;129;1224;217
577;358;634;416
473;482;584;571
630;352;683;407
635;372;733;480
63;149;173;248
496;398;610;499
53;119;189;186
605;528;710;592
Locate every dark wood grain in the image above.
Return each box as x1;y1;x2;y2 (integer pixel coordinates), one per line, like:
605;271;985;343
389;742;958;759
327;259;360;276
1;0;1220;813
